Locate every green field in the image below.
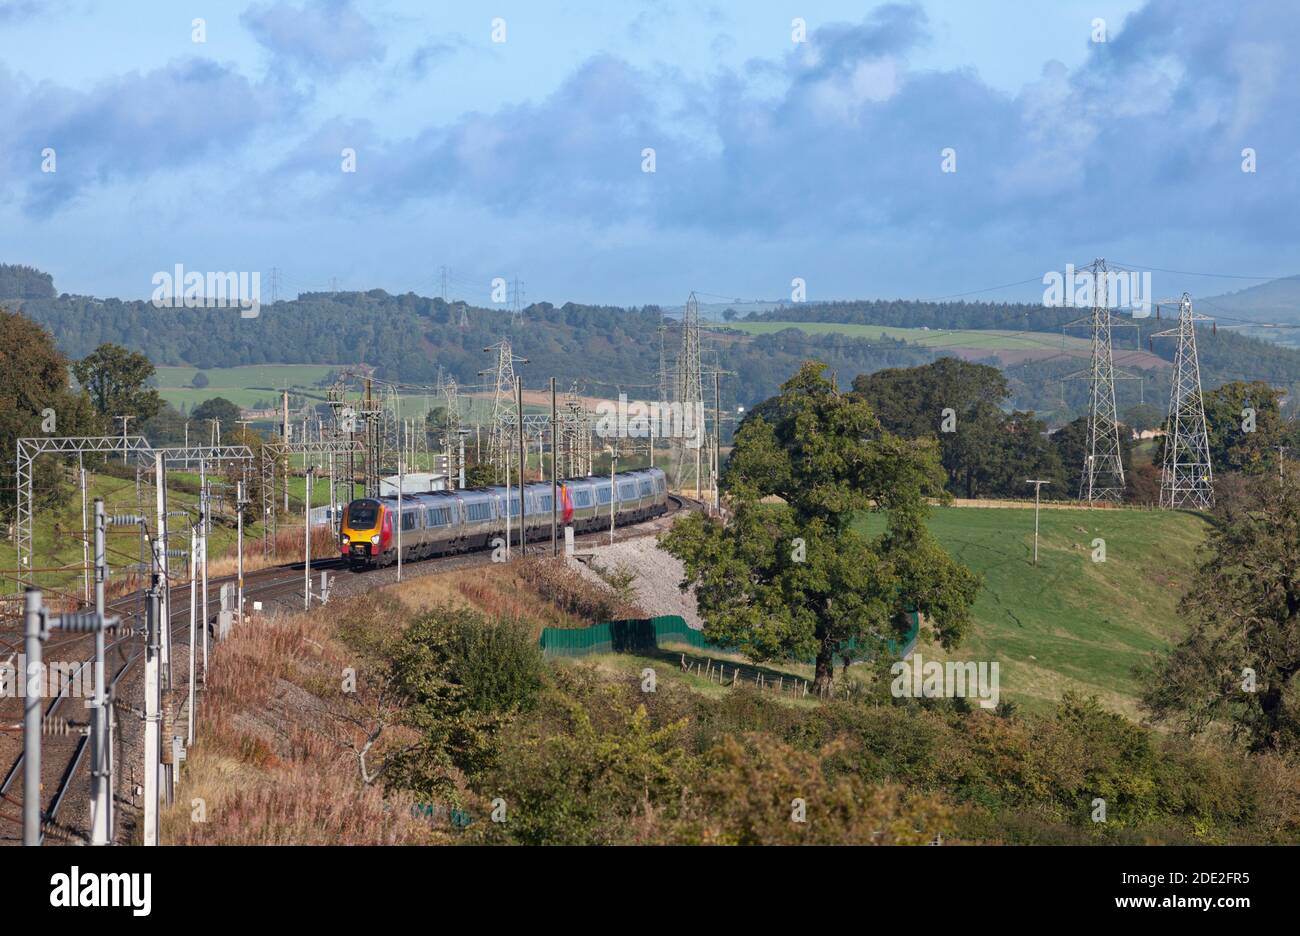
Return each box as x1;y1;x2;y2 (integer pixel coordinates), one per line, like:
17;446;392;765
155;363;493;424
711;320;1089;352
855;505;1210;717
155;364;338;412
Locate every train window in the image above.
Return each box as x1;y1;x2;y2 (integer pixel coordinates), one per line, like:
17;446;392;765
573;489;592;508
347;501;378;528
638;480;652;496
540;494;552;512
619;483;636;499
426;507;451;526
401;510;418;531
596;486;611;505
509;499;521;516
466;502;492;522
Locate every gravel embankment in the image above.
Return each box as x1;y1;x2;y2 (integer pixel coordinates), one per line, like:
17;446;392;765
568;534;703;630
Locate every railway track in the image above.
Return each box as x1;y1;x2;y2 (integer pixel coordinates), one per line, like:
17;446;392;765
0;492;698;844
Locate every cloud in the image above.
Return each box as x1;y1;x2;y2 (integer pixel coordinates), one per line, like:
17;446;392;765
406;34;467;79
0;0;44;24
0;59;300;215
242;0;384;76
322;55;677;221
274;116;375;176
284;0;1300;253
8;0;1300;274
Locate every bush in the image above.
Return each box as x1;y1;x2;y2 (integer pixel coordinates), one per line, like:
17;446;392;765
663;733;953;845
436;610;546;715
382;606;546;799
471;685;692;845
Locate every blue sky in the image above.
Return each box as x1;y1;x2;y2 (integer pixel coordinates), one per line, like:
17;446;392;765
1;0;1295;307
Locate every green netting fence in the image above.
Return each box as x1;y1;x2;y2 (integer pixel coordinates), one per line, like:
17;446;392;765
538;612;918;660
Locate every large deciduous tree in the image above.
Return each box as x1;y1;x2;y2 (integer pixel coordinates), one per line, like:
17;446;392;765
72;342;162;428
852;358;1064;498
1140;473;1300;751
662;362;981;695
0;309;97;511
1199;380;1284;475
190;396;243;430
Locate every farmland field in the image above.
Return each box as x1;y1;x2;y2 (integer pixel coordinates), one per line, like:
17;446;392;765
711;320;1091;352
854;504;1210;717
153;364;535;424
155;364;338;412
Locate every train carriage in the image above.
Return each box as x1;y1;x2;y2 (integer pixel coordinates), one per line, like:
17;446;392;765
340;467;669;570
564;477;600;532
458;488;501;551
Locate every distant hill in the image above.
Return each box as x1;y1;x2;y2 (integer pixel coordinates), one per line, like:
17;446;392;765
1200;275;1300;346
12;263;1300;427
1201;275;1300;322
0;269;936;416
741;297;1300;399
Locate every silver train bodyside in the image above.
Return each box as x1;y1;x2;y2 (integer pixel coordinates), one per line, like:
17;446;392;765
342;467;669;569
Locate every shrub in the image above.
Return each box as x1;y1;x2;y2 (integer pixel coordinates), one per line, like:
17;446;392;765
383;606;547;799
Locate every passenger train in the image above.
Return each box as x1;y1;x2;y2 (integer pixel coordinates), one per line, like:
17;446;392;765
339;467;670;570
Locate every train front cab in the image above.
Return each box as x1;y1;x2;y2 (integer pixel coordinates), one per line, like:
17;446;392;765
341;498;392;568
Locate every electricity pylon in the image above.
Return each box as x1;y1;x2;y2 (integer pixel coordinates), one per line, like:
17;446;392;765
1072;259;1128;503
379;384;401;477
438;377;461;481
481;339;527;473
1152;293;1214;508
559;382;589;477
673;292;711;494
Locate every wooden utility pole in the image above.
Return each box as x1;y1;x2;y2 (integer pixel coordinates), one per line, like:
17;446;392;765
1026;479;1051;565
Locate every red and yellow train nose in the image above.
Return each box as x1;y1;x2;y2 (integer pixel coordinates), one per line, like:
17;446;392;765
340;499;389;560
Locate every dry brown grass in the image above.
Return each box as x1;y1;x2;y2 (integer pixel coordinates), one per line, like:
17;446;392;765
164;546;650;844
373;557;642;640
514;557;644;626
163;593;443;845
381;573;478;614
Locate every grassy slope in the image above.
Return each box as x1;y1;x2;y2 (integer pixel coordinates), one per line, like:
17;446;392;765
855;505;1210;717
711;320;1089;351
